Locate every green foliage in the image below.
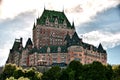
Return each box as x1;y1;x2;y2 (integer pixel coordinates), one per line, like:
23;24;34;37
0;64;42;80
6;77;17;80
68;60;83;80
105;64;113;80
1;62;120;80
59;68;75;80
6;76;30;80
13;68;25;79
112;65;120;80
41;61;119;80
1;63;17;80
42;66;61;80
82;61;107;80
18;77;30;80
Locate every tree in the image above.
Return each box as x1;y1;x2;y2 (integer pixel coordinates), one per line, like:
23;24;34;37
6;76;30;80
1;64;17;80
112;65;120;80
18;77;30;80
42;66;61;80
0;64;42;80
82;61;107;80
6;77;17;80
13;67;25;79
59;68;75;80
68;60;83;80
105;64;113;80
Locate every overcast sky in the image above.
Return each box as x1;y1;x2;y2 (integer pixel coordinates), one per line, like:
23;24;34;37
0;0;120;66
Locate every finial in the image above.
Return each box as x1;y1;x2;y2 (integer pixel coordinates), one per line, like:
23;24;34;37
44;4;46;10
62;6;64;12
71;20;75;29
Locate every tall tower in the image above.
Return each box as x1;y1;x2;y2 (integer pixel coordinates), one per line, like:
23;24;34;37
33;9;75;48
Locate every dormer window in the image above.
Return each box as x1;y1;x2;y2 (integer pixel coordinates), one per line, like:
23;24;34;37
58;47;61;53
47;47;50;53
63;20;67;28
55;18;58;28
46;17;49;26
90;45;93;50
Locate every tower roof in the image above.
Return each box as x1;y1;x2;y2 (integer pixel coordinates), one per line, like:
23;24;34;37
98;43;106;53
72;32;81;41
36;9;72;28
71;21;75;29
11;38;22;52
25;38;33;48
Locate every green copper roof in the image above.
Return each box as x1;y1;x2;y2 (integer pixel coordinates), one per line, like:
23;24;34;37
71;32;82;45
36;9;72;28
29;47;38;54
11;38;23;52
98;43;106;53
38;45;68;53
71;21;75;29
25;38;33;48
12;41;20;51
64;33;70;41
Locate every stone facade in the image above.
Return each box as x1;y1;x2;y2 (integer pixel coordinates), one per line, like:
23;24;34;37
6;9;107;67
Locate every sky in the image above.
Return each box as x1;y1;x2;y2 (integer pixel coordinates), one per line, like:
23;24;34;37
0;0;120;66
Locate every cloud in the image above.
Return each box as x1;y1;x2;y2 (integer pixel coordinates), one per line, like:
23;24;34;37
65;0;120;25
81;31;120;49
0;10;36;66
76;4;120;49
0;0;119;25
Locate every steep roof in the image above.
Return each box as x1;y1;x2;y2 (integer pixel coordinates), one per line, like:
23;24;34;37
25;38;33;48
11;39;22;52
36;9;72;28
71;32;82;45
29;47;38;54
38;45;68;53
12;41;20;51
98;43;106;53
71;21;75;29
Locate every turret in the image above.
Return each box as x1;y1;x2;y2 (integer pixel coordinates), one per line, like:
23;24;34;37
25;38;33;50
71;32;82;45
98;43;106;53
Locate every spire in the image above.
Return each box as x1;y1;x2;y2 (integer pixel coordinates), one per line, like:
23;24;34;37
62;6;64;13
71;21;75;29
72;32;79;40
25;38;33;49
72;32;82;45
98;43;106;53
44;4;46;11
98;43;103;49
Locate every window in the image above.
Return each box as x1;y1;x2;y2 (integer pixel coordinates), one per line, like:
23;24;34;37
74;54;78;57
74;58;81;61
79;54;82;56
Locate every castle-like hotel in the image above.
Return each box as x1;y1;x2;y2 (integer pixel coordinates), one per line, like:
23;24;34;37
6;9;107;66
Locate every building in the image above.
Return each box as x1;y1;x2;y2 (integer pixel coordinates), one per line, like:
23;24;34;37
6;9;107;67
